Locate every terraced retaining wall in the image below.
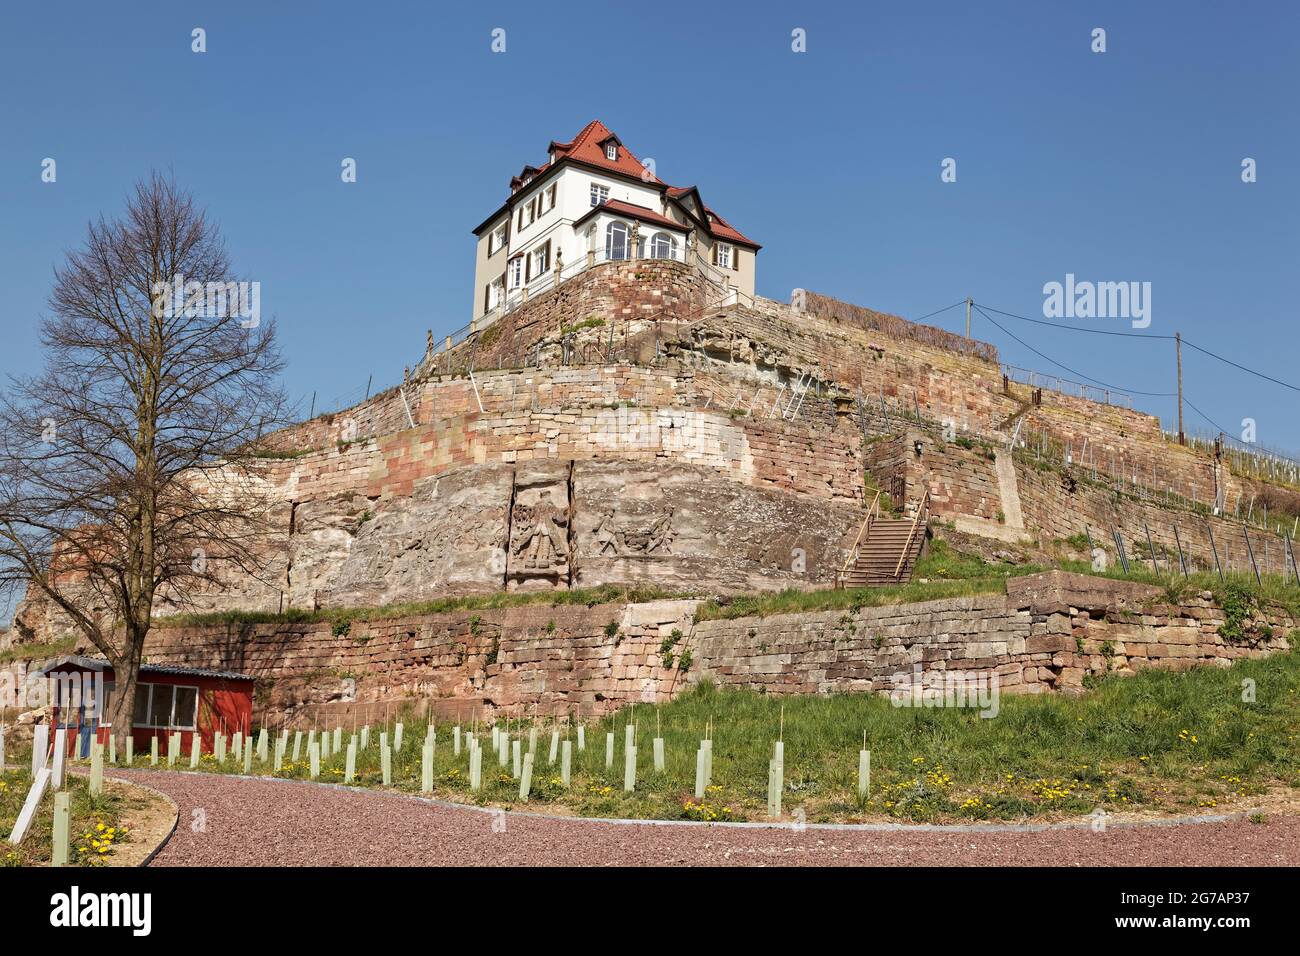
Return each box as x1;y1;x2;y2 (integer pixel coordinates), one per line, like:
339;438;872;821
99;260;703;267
13;573;1284;727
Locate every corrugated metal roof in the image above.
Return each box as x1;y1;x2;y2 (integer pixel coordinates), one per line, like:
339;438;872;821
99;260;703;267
36;654;256;682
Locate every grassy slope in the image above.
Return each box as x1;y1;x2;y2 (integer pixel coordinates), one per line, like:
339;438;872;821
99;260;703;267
55;647;1300;825
0;770;136;866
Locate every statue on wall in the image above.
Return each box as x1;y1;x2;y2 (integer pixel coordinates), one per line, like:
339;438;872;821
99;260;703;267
511;490;570;569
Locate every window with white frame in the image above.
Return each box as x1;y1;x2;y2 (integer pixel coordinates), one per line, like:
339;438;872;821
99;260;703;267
491;224;507;255
716;243;733;269
605;142;618;161
532;244;550;276
509;256;524;289
488;276;504;310
132;683;199;730
605;221;629;260
648;232;677;260
590;183;609;206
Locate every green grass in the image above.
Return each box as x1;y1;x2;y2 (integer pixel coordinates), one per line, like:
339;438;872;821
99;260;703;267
694;579;1006;622
0;769;137;866
0;637;76;665
105;647;1300;824
1054;559;1300;620
693;541;1047;622
158;584;689;632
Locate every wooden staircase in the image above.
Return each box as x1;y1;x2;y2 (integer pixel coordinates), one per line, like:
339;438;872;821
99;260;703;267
836;491;930;588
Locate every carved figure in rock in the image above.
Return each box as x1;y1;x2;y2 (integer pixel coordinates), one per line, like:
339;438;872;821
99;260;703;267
511;491;570;569
592;509;622;555
592;507;675;556
644;507;675;554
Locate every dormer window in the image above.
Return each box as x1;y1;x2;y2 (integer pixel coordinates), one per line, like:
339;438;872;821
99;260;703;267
605;142;617;161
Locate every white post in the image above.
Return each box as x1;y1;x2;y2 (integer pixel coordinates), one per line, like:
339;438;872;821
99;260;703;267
381;742;392;786
512;739;521;779
309;741;320;779
577;725;585;751
89;743;104;796
561;739;572;787
31;724;48;776
694;746;706;799
421;742;433;793
292;730;302;761
345;741;357;783
518;752;534;801
51;790;70;867
7;768;52;845
548;730;560;765
605;732;614;769
653;737;665;772
51;729;67;789
858;749;871;800
623;745;637;792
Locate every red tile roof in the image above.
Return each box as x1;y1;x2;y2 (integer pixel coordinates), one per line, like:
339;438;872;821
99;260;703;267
494;121;759;248
575;199;688;232
546;120;666;185
701;205;758;248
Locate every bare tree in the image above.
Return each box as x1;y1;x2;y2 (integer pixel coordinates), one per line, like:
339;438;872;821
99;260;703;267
0;173;288;745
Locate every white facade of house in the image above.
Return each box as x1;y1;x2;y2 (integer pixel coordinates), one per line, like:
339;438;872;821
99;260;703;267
470;123;759;323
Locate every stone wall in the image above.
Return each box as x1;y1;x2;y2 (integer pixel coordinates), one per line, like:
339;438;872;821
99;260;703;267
71;572;1290;725
131;599;700;723
437;258;713;373
690;571;1295;696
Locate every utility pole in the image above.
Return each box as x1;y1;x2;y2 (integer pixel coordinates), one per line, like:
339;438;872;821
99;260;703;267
965;297;972;338
1175;331;1185;445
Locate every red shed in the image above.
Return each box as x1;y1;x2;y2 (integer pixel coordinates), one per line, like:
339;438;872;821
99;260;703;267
38;655;255;757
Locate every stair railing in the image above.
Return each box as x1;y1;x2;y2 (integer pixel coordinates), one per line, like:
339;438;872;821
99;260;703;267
893;489;931;581
836;490;881;589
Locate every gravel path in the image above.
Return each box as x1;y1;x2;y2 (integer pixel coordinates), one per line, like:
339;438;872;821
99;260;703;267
119;769;1300;867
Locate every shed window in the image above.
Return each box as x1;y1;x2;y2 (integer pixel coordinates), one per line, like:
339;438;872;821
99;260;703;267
133;683;200;729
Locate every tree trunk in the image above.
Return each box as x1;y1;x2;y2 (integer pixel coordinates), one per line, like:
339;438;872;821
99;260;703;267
107;671;137;754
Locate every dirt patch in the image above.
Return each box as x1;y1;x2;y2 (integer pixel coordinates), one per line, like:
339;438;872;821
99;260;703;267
100;777;177;867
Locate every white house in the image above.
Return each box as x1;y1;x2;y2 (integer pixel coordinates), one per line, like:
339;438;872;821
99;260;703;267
470;120;760;321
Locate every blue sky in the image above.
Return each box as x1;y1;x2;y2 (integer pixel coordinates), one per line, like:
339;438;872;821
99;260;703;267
1;0;1297;449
